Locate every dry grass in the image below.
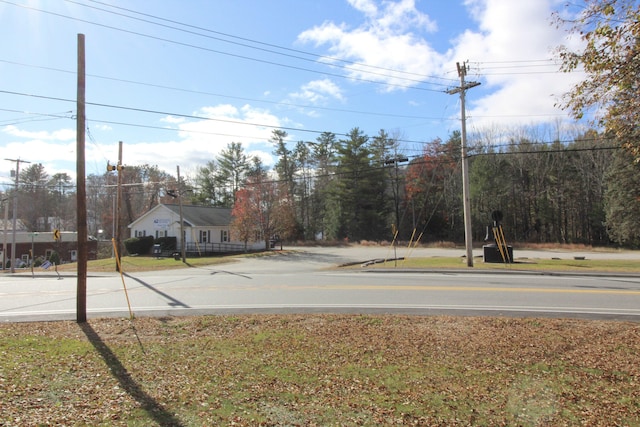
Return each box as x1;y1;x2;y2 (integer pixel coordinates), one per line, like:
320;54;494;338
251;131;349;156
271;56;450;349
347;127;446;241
1;314;639;426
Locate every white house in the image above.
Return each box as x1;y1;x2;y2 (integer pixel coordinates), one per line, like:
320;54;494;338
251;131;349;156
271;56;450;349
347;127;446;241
128;203;264;254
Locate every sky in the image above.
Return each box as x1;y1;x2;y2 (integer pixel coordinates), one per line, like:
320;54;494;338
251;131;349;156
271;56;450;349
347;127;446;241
0;0;586;188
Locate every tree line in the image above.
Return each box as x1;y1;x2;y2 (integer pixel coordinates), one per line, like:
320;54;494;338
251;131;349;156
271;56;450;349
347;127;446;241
191;127;636;247
2;125;639;248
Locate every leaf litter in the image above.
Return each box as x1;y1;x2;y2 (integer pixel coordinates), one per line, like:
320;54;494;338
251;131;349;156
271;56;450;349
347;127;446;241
1;314;639;426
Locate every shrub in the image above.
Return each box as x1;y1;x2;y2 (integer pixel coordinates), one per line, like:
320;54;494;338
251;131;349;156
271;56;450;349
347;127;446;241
124;236;155;255
49;251;61;266
155;236;177;251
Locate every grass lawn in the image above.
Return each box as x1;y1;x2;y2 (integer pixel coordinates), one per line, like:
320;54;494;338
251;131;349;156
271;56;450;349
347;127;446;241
1;315;639;426
2;248;639;425
45;248;640;275
366;256;640;274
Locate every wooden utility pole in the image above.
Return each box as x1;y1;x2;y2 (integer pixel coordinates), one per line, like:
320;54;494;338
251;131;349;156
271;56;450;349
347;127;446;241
176;165;186;263
115;141;123;271
447;61;480;267
76;33;87;322
4;157;30;273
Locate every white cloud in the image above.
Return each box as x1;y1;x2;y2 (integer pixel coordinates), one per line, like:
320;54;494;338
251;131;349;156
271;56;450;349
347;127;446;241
2;125;75;141
297;0;585;136
298;0;443;91
450;0;584;130
150;104;282;174
0;103;285;182
348;0;378;16
160;115;186;124
288;79;345;106
347;0;437;33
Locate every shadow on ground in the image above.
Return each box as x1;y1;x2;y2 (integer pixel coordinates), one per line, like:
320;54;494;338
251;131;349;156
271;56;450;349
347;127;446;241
80;322;185;427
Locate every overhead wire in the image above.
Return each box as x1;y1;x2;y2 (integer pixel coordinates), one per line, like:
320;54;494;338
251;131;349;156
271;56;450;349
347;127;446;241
72;0;458;86
0;2;588;146
0;89;441;146
0;59;454;122
0;0;601;180
0;0;449;92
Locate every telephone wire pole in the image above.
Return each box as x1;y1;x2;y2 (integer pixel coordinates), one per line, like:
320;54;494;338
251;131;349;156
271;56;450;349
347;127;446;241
4;158;30;273
76;33;87;322
447;61;480;267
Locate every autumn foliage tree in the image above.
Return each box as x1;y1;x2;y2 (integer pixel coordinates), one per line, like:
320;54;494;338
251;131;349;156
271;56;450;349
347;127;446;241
230;167;282;250
403;135;462;241
230;188;257;250
555;0;640;157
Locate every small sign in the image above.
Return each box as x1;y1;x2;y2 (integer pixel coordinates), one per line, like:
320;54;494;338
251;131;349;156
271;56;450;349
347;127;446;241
41;260;52;270
53;229;61;241
153;218;171;230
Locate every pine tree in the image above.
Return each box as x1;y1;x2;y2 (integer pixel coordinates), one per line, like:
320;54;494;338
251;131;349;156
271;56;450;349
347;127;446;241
326;128;388;241
604;149;640;246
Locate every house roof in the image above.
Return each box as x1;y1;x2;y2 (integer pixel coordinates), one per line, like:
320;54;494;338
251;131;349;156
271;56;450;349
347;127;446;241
163;204;232;227
130;204;232;228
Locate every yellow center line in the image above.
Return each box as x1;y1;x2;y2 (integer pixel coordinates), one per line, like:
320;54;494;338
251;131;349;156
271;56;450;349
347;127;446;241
323;284;640;295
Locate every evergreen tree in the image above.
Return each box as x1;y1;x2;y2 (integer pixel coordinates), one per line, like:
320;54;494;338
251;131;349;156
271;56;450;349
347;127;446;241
19;163;50;231
326;128;388;241
294;140;313;240
271;129;297;198
192;160;220;206
309;132;337;240
604;148;640;246
215;142;249;207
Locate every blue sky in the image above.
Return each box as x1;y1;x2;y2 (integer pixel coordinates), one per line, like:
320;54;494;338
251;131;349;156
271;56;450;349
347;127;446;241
0;0;585;186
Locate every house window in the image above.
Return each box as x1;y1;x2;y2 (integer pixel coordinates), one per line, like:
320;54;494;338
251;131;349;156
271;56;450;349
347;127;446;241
199;230;210;243
45;249;53;260
155;230;166;239
220;229;229;242
135;230;147;237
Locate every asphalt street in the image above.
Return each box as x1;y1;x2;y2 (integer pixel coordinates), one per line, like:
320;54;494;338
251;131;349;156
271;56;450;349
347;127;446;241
1;245;639;322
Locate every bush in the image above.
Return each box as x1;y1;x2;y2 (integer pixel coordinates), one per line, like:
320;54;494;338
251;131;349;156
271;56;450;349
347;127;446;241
124;236;155;255
49;251;61;266
155;236;177;251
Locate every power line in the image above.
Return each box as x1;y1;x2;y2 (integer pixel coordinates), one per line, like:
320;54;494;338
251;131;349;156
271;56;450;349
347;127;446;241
0;89;437;145
1;0;448;92
0;108;73;126
468;144;620;157
0;88;584;147
0;59;453;122
71;0;458;86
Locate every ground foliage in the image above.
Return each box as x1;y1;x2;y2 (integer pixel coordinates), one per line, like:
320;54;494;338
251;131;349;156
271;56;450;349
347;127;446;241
1;314;639;426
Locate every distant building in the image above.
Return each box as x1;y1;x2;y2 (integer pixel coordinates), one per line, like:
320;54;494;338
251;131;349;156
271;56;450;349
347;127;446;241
0;230;97;268
128;203;264;255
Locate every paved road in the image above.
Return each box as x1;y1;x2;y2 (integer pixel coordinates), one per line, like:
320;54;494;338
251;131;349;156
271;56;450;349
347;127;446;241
1;246;639;322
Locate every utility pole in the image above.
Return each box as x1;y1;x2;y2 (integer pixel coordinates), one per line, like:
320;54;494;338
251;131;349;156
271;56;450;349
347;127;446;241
2;196;8;270
5;158;30;273
176;165;186;263
114;141;123;272
76;33;87;322
447;61;480;267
